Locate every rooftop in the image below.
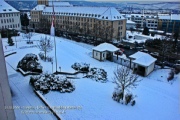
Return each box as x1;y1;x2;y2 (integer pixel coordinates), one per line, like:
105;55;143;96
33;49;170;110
93;43;119;52
158;14;180;20
32;5;46;11
42;6;125;21
129;51;157;67
48;1;72;7
0;1;19;13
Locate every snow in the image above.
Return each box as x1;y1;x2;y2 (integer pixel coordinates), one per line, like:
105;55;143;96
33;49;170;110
98;7;125;20
32;5;46;11
48;1;73;7
127;20;135;24
3;32;180;120
93;43;119;52
0;0;19;13
129;51;157;67
42;6;124;20
158;14;180;20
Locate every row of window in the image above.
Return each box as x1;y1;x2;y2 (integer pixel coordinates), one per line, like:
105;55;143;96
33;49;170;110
1;18;14;24
0;13;19;17
1;24;20;29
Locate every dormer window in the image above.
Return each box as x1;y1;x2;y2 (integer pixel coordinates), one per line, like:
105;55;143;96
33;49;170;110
98;15;100;17
102;16;104;19
3;9;6;11
106;17;108;19
95;14;97;17
9;9;12;11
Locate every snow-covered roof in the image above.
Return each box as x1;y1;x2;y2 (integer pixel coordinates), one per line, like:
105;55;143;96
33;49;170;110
98;7;125;21
32;5;46;11
158;14;180;20
127;20;135;24
0;1;19;13
42;7;125;21
49;2;72;7
129;52;157;67
93;43;119;52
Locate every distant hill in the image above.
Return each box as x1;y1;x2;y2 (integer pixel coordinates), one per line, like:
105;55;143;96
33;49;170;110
4;0;180;13
5;0;37;11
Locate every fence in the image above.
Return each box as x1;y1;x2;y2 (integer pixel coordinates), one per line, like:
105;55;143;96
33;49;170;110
113;55;134;69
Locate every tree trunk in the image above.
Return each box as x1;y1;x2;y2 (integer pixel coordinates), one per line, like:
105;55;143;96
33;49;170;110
45;51;46;61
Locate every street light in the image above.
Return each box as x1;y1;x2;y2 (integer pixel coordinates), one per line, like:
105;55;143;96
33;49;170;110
51;61;53;73
14;29;17;48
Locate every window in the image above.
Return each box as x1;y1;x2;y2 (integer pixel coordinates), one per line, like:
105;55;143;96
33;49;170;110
1;19;3;23
4;19;6;23
0;14;1;17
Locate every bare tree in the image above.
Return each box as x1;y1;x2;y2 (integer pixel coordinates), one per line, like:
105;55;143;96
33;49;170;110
113;65;139;100
37;36;54;61
25;31;34;44
159;40;173;68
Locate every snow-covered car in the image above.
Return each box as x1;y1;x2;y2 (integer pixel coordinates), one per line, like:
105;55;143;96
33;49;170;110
150;52;159;57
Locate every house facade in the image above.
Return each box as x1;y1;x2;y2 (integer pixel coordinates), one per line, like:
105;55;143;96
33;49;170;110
0;1;21;30
129;52;157;76
158;14;180;33
30;0;126;41
92;43;119;61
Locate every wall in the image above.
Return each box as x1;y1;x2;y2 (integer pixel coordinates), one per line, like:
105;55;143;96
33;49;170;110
146;62;155;76
0;33;15;120
0;12;21;30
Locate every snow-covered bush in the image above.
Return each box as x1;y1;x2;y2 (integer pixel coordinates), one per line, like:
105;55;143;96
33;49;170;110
85;68;107;82
112;88;123;102
38;52;53;62
125;94;133;105
167;69;174;81
112;88;136;106
29;73;75;94
71;62;90;72
17;53;42;73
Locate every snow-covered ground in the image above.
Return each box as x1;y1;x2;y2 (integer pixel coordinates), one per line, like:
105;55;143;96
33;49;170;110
3;33;180;120
125;30;166;43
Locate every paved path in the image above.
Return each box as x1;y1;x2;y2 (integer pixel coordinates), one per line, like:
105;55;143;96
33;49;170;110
7;66;57;120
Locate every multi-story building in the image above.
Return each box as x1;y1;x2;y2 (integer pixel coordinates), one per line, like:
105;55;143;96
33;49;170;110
158;14;180;34
0;0;21;30
30;0;126;41
130;14;158;30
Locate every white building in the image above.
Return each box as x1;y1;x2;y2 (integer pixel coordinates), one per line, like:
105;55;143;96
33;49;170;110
126;20;136;30
0;1;21;30
92;43;119;61
129;52;157;76
125;14;158;30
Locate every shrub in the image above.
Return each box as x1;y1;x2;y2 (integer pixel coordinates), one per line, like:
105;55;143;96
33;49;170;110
17;53;42;73
125;94;133;105
29;73;75;94
71;62;90;72
131;100;136;106
112;89;123;102
167;69;174;81
85;68;107;82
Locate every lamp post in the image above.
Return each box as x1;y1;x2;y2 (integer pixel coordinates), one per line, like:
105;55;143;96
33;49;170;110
51;61;53;73
14;30;17;48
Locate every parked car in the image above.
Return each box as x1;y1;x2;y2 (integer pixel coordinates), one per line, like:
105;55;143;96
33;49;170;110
150;52;159;57
140;49;149;53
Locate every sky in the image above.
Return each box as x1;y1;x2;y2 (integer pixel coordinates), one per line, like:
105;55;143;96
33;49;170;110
3;0;180;2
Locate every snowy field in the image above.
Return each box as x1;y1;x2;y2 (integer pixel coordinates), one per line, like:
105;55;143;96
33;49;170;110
3;33;180;120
